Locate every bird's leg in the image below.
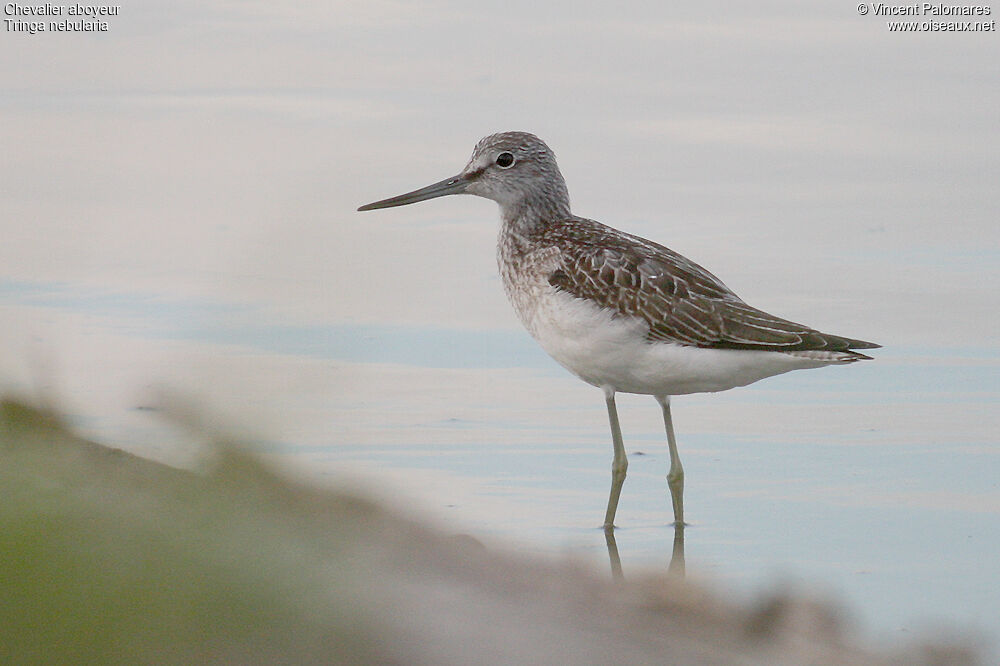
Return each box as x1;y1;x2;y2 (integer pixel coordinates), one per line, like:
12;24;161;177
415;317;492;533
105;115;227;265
656;395;686;526
603;387;628;530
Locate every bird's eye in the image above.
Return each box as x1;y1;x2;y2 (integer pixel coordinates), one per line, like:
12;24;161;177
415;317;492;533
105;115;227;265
495;152;515;168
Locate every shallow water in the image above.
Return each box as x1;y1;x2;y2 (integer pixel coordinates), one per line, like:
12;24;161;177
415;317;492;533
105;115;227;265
2;285;997;655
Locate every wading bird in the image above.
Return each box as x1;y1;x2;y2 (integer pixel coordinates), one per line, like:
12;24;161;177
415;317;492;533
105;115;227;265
358;132;878;529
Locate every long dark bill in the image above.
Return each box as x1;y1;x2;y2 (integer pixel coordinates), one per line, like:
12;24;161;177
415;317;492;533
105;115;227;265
358;174;468;211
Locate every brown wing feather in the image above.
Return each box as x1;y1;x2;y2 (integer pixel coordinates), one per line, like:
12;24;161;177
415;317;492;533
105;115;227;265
542;218;879;354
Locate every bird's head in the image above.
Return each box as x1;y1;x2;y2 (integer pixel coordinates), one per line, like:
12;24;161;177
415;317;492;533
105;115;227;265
358;131;570;220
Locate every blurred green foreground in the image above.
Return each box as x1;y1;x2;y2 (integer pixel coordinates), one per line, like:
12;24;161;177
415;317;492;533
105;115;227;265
0;399;393;663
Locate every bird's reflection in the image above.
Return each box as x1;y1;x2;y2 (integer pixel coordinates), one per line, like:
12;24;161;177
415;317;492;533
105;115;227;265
604;527;624;580
604;523;686;581
667;523;686;577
